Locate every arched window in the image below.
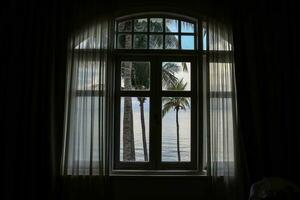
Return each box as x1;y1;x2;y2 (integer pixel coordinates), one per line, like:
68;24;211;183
115;15;196;50
113;14;199;172
61;13;236;176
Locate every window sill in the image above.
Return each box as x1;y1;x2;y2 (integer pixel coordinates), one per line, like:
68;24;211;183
110;169;207;177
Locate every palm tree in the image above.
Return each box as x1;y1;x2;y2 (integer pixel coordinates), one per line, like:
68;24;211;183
121;18;192;161
130;19;182;161
131;62;150;161
162;79;190;162
122;62;135;161
131;62;186;161
161;62;188;89
119;21;136;161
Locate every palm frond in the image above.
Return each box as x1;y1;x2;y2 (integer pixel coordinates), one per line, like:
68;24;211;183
162;73;178;88
162;79;190;116
162;101;175;117
180;97;190;109
167;78;187;91
182;62;188;71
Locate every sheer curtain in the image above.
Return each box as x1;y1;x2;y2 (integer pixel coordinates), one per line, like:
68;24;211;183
61;17;111;177
207;20;244;200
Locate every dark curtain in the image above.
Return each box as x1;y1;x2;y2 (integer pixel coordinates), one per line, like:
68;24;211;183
3;0;112;200
1;1;67;199
233;0;300;197
4;0;68;200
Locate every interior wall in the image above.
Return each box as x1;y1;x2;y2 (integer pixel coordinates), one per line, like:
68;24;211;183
110;176;212;200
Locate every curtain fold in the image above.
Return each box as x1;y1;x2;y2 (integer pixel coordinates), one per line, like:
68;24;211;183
208;19;245;200
61;17;110;177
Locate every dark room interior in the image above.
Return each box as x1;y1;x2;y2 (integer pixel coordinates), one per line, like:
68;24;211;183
3;0;300;199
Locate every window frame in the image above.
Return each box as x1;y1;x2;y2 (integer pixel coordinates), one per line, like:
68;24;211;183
111;13;207;175
115;14;198;50
113;54;200;172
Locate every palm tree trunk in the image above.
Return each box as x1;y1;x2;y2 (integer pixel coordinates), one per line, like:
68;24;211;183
138;98;148;161
123;62;135;161
176;108;181;162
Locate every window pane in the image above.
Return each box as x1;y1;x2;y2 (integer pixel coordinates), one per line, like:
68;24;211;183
165;19;178;32
181;21;194;33
165;35;178;49
121;61;150;91
181;35;195;50
209;62;233;92
134;18;148;32
162;62;191;91
118;20;132;32
133;34;147;49
210;97;234;162
149;34;163;49
162;97;191;162
202;21;207;50
150;18;163;32
117;34;132;49
120;97;150;162
72;97;100;161
77;61;101;90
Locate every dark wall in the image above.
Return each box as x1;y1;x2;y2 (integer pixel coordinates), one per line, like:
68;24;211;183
3;0;299;199
110;176;211;200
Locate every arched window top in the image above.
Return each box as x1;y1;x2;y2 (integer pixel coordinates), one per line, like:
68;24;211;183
72;13;233;52
115;13;197;50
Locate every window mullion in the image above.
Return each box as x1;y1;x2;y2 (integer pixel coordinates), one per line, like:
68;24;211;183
179;20;182;49
157;58;163;169
149;57;161;169
163;18;165;49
